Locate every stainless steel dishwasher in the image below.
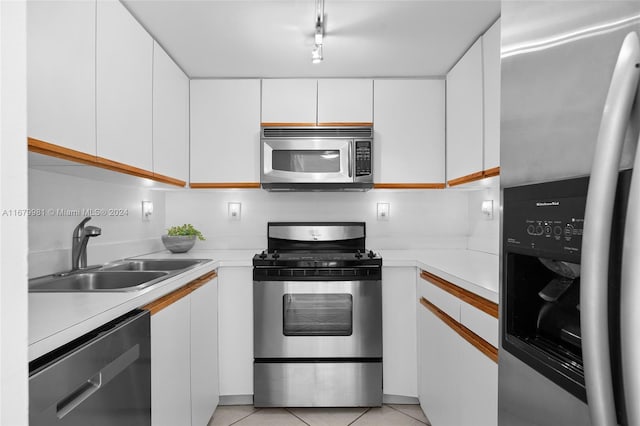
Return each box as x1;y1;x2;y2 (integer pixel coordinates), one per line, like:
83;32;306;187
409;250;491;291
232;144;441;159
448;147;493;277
29;309;151;425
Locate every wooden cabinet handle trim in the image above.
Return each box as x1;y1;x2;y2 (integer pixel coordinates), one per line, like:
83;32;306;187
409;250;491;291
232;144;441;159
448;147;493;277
483;166;500;178
447;167;501;187
143;270;217;315
261;122;373;127
190;182;261;189
28;138;186;187
420;270;498;319
420;296;498;363
373;183;446;190
447;171;485;187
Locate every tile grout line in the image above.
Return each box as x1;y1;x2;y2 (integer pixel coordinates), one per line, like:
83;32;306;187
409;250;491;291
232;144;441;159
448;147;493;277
347;407;372;425
284;408;312;426
386;405;430;425
228;408;261;426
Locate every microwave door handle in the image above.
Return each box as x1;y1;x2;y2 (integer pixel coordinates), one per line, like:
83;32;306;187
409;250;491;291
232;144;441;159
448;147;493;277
621;130;640;426
581;31;640;426
348;141;353;178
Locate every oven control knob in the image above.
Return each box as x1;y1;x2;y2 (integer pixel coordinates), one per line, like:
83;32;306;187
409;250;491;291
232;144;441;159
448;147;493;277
272;250;280;259
259;250;267;259
368;250;376;258
355;250;363;259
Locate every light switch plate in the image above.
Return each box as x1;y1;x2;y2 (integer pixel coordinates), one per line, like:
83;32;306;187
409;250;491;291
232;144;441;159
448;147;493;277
377;203;390;221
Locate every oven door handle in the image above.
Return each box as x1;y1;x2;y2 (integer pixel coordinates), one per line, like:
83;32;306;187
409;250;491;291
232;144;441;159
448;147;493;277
621;131;640;426
581;31;640;426
348;140;353;178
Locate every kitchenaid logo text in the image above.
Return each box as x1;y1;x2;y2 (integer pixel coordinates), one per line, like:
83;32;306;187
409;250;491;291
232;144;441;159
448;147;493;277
536;201;560;207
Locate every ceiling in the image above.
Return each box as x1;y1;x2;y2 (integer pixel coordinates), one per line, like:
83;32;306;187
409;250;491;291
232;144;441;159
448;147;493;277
122;0;500;78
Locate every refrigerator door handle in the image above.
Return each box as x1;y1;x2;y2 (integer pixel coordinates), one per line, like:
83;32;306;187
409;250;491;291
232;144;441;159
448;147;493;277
581;31;640;426
621;133;640;426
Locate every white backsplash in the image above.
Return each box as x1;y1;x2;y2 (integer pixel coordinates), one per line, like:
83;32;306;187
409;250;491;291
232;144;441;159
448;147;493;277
165;189;472;250
28;169;167;277
466;176;501;255
28;168;501;277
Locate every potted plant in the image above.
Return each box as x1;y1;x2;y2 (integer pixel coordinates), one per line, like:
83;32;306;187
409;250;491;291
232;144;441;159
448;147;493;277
162;224;205;253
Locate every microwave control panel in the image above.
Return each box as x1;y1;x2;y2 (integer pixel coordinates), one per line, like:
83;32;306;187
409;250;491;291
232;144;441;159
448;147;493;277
355;141;372;177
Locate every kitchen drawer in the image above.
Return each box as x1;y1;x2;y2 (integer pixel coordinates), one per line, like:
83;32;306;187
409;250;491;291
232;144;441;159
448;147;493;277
460;301;498;347
418;270;460;321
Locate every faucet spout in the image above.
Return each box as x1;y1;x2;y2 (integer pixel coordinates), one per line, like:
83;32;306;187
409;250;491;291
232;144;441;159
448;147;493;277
71;217;101;270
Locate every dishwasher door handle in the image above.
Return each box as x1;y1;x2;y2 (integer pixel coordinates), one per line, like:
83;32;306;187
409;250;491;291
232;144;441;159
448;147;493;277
55;344;141;419
56;373;102;419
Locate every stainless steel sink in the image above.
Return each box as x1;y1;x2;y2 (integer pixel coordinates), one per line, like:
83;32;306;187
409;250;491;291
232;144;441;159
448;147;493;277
29;258;211;292
100;259;204;272
29;271;169;292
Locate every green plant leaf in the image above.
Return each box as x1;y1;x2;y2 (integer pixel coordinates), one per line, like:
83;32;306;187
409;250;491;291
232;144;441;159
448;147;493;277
166;224;205;240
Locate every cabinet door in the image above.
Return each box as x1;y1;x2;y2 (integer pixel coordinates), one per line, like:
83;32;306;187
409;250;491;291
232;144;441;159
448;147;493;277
261;79;317;124
446;38;484;183
153;42;189;184
151;297;191;426
418;301;462;426
191;278;219;426
374;80;445;184
317;79;373;124
458;338;498;426
382;267;417;397
482;19;501;172
27;0;96;154
96;0;153;171
190;80;261;183
218;267;253;396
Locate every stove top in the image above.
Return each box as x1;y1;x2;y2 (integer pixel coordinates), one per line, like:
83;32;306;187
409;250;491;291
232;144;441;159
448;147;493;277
252;250;382;268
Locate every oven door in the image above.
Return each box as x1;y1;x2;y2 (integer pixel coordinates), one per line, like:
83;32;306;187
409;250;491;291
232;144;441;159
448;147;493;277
254;280;382;359
261;139;353;184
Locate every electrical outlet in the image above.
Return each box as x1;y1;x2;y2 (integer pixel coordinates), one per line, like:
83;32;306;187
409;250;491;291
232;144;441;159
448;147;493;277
377;203;390;221
481;200;494;220
228;202;241;221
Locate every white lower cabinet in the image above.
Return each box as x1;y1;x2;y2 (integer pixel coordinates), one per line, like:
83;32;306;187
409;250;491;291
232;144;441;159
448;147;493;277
191;278;219;425
150;273;219;426
217;267;253;397
417;273;498;426
418;301;464;425
382;267;418;398
151;295;192;426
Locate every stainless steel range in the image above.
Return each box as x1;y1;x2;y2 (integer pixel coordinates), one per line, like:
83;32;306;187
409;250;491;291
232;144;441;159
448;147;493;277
253;222;382;407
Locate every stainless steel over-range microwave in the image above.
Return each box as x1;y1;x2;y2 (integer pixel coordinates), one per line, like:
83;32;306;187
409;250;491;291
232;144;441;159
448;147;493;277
260;126;373;191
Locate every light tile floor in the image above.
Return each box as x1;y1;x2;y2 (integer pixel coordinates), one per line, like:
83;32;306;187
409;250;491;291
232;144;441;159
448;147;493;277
208;404;431;426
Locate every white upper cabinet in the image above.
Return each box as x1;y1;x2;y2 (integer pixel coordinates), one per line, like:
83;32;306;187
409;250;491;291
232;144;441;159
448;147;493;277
190;80;261;184
261;79;317;123
373;80;445;184
483;19;501;172
27;0;96;155
317;79;373;123
446;38;484;184
261;79;373;124
96;0;153;171
152;42;189;184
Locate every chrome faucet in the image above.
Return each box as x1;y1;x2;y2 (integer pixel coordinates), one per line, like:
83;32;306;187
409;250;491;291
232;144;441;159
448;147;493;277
71;217;101;271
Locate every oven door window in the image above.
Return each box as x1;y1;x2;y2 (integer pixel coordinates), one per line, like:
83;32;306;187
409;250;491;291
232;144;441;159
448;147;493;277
283;293;353;336
272;150;341;173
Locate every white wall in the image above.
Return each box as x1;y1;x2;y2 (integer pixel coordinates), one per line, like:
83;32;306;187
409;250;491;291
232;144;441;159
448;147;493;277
166;189;471;250
0;1;28;423
466;176;500;254
28;169;167;277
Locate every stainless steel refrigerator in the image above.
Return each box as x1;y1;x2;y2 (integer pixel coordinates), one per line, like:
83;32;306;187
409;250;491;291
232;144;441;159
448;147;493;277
499;2;640;425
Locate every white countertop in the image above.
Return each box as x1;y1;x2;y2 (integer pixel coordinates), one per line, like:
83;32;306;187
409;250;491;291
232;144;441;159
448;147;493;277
29;248;498;361
380;249;499;303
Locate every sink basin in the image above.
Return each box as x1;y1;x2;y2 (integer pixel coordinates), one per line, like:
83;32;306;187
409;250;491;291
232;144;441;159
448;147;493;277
100;259;205;272
29;258;211;293
29;271;169;292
